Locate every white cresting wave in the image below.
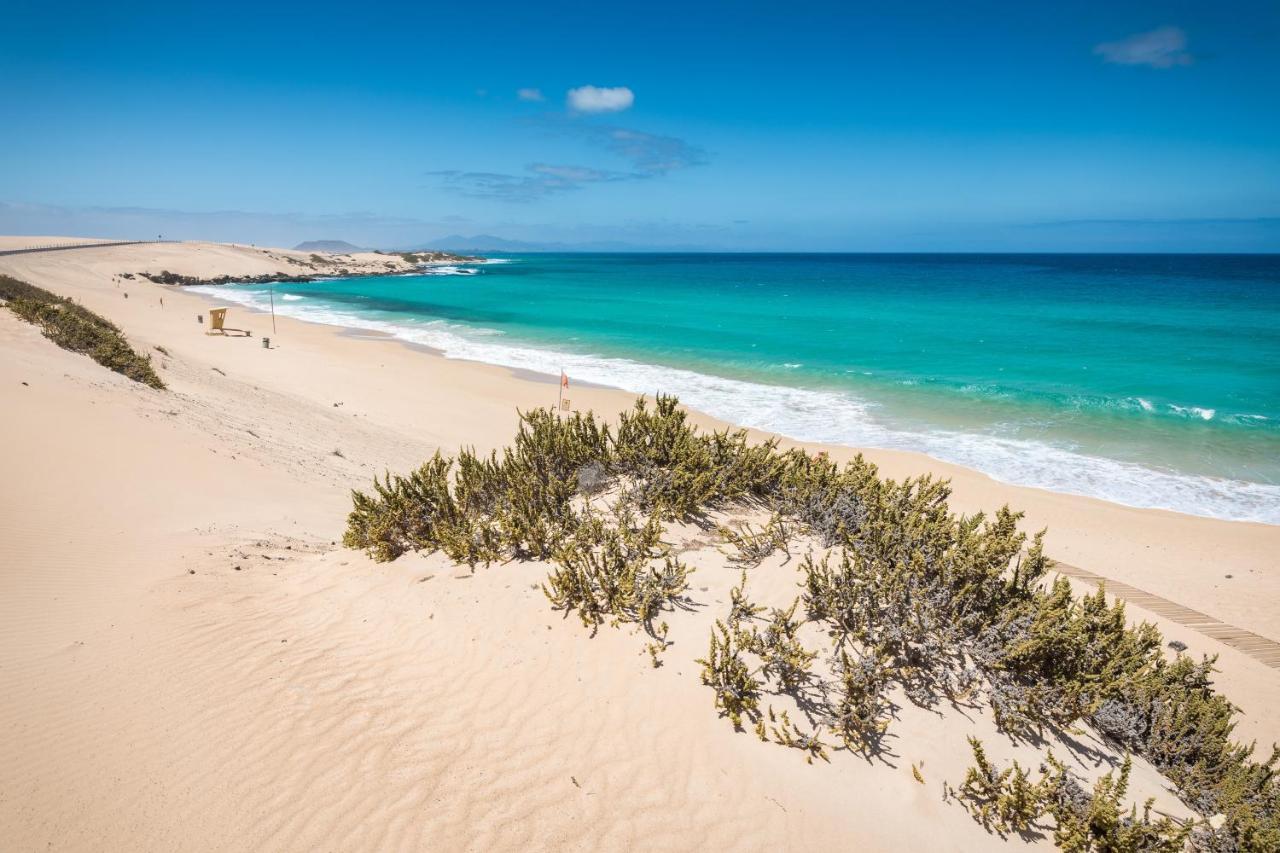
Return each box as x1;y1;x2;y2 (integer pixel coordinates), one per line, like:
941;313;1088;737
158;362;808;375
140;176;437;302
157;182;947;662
194;285;1280;525
418;265;478;276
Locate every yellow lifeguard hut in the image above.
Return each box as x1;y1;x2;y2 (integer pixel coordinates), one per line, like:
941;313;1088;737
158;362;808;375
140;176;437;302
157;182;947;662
207;308;227;335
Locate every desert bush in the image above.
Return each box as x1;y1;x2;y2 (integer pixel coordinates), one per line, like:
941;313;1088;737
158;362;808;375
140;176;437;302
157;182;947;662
1092;654;1279;852
976;580;1162;739
343;453;462;562
346;393;1277;851
773;450;874;545
1045;754;1193;853
614;395;786;518
1;275;164;389
345;408;611;564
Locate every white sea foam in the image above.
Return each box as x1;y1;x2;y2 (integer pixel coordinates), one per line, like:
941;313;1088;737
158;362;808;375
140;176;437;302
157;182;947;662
419;265;477;276
1170;404;1217;421
281;294;304;301
190;285;1280;525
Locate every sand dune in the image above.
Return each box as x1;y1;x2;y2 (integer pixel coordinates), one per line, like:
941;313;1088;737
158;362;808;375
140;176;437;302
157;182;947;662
2;240;1277;850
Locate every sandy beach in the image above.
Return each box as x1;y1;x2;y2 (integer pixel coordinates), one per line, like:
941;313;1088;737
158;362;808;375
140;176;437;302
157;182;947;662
3;239;1278;851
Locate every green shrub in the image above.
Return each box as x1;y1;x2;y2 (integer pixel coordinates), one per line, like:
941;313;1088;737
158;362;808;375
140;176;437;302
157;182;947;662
978;580;1162;738
828;647;893;755
346;393;1278;851
955;742;1193;850
1;275;164;389
544;507;691;636
743;599;816;693
956;737;1051;835
1045;754;1193;853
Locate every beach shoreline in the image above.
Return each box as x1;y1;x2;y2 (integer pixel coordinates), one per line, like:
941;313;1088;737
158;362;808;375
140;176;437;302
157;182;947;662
194;252;1280;528
3;238;1278;850
4;240;1277;633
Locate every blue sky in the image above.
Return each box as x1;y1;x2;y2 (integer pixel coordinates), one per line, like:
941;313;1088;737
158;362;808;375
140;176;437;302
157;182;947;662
2;0;1279;251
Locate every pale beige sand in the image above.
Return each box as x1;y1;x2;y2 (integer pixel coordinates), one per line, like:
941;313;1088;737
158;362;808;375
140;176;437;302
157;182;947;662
2;240;1277;851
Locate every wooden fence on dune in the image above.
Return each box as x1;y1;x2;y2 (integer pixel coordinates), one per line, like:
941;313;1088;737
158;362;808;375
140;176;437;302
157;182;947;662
0;240;176;257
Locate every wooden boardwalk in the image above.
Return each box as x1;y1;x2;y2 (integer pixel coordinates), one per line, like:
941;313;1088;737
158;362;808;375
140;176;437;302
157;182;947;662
1052;560;1280;670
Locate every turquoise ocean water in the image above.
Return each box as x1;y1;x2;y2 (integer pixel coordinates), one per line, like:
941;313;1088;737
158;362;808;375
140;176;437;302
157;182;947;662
197;253;1280;523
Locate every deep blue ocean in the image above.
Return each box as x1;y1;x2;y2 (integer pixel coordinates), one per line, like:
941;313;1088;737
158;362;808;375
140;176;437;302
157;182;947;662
200;253;1280;523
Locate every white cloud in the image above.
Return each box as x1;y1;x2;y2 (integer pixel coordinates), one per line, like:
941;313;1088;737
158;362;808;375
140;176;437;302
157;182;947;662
1094;26;1193;69
517;87;544;102
566;85;634;113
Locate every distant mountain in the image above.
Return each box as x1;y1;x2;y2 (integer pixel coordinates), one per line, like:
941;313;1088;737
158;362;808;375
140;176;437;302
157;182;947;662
411;234;714;253
294;240;366;253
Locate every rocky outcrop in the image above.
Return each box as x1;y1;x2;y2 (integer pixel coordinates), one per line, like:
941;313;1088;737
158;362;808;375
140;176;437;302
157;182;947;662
139;270;317;286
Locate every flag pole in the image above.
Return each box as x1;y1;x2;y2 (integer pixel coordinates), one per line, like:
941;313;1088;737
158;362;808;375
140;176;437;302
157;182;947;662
269;283;277;334
557;367;564;414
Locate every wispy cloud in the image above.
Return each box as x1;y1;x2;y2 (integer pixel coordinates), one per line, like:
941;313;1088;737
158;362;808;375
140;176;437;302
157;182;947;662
430;164;632;202
567;85;634;113
431;123;708;202
517;87;544;102
1094;26;1193;68
575;125;707;175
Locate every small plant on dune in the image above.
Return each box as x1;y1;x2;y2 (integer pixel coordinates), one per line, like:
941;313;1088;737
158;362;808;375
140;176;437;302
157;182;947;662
827;646;893;756
1090;653;1279;852
727;570;765;626
955;737;1051;835
768;707;831;764
718;513;794;567
644;621;672;668
743;599;817;693
344;409;611;565
697;620;762;729
773;450;872;546
613;395;787;519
